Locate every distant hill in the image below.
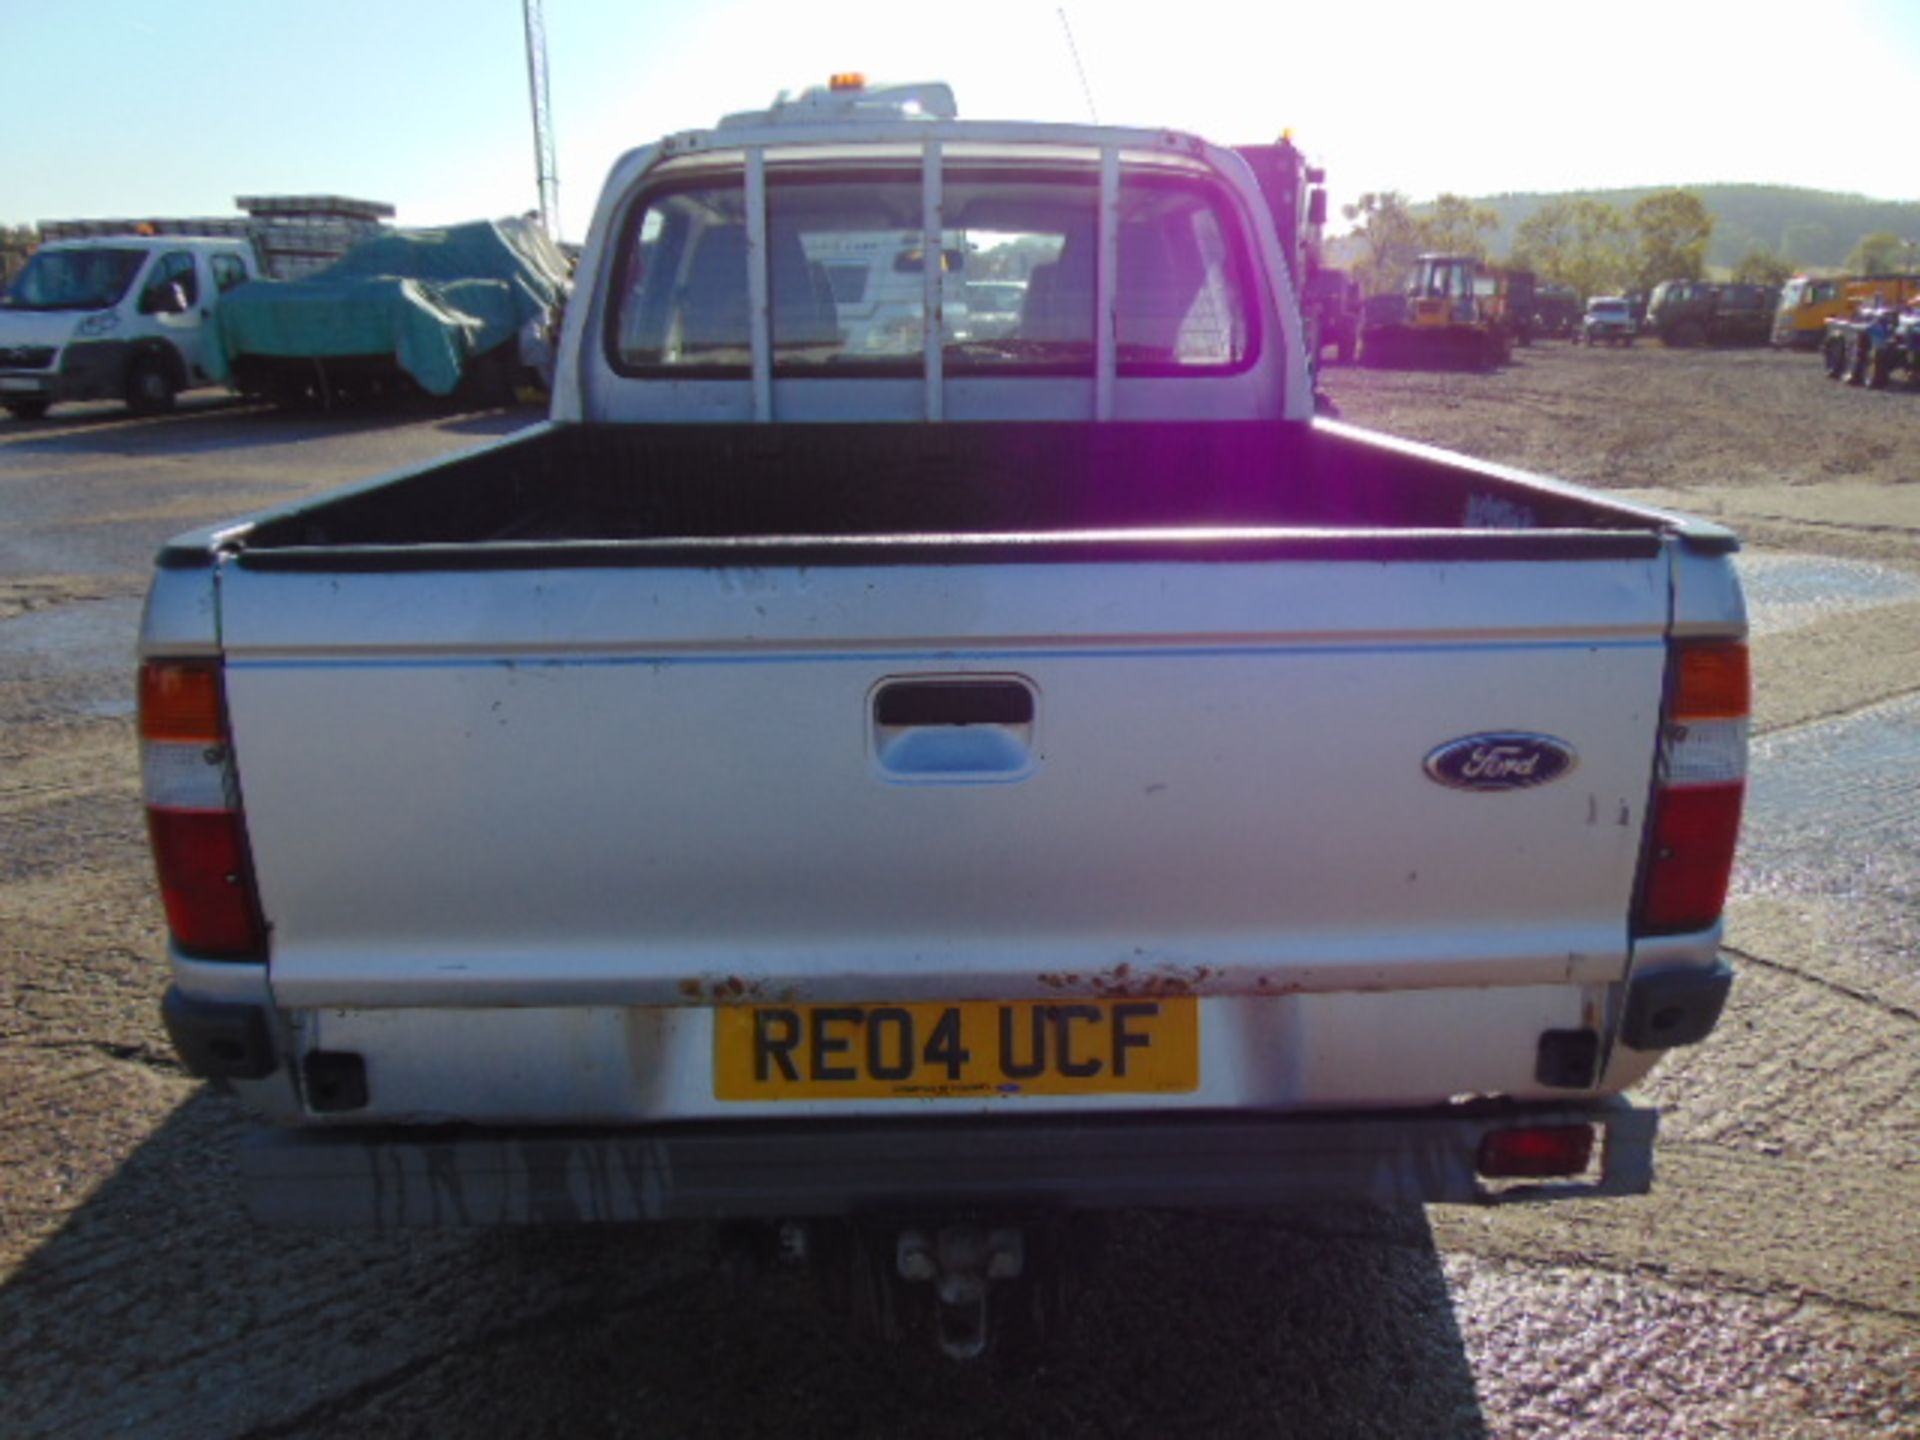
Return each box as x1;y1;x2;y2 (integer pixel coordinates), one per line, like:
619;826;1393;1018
1338;186;1920;273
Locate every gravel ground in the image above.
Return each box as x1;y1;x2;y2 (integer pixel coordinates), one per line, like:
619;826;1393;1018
1;347;1916;1437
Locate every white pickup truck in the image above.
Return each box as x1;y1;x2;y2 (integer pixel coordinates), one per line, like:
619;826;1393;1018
142;81;1748;1356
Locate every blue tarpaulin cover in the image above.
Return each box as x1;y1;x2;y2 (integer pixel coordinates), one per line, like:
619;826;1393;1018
216;218;570;395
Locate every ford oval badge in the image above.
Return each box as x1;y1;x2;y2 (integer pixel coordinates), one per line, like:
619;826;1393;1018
1424;733;1577;792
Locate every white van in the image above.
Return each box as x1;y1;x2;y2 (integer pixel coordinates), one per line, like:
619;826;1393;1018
0;235;260;419
799;231;972;357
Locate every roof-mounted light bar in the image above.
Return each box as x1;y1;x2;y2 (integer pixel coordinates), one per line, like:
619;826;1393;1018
719;77;959;130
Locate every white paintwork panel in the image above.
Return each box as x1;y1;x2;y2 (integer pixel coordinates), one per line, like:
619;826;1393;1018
295;985;1596;1125
221;552;1668;1028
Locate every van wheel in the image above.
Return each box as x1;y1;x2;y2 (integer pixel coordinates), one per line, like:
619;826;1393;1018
3;398;50;421
125;356;178;415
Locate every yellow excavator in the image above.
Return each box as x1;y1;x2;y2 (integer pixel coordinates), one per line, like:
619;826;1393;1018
1360;254;1522;369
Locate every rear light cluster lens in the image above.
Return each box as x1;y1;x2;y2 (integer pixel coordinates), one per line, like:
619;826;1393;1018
139;660;266;958
1636;641;1749;936
1476;1124;1595;1180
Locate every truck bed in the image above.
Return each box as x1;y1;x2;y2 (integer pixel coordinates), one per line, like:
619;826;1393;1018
202;418;1711;565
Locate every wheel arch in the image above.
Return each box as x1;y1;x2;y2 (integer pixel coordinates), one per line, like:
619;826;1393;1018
128;336;190;390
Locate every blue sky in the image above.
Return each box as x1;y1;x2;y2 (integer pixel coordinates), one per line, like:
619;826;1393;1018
4;0;1915;244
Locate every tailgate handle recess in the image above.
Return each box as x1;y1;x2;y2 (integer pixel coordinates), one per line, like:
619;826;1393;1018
872;678;1037;781
875;680;1033;727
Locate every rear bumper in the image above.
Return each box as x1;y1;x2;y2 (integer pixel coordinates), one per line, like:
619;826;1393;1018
240;1100;1657;1227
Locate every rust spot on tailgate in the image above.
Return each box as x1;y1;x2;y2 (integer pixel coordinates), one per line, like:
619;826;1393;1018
1039;959;1223;999
1033;957;1340;999
677;975;774;1005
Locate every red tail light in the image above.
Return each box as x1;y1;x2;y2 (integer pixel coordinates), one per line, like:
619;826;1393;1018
1638;783;1745;934
147;810;263;954
139;659;266;959
1635;641;1749;936
1477;1124;1595;1179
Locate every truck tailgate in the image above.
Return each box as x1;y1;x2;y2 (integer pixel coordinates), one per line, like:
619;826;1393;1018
218;544;1670;1010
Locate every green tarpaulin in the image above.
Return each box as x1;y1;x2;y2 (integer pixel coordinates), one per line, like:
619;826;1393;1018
216;217;570;395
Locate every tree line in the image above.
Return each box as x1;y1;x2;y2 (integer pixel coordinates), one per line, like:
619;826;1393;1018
1340;190;1914;299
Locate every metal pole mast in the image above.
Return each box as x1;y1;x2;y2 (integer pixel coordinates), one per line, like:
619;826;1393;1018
523;0;560;238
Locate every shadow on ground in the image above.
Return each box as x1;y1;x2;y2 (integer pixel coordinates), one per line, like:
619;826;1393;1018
0;1090;1488;1439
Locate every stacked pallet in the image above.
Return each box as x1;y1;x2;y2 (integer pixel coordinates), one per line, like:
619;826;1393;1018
37;196;396;280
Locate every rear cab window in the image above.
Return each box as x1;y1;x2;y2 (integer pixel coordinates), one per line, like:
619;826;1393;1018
210;252;252;293
608;150;1257;379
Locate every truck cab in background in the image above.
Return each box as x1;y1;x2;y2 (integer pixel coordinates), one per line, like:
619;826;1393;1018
1232;134;1330;370
0;235;259;418
1775;273;1920;349
1647;279;1779;348
1531;283;1581;339
1302;265;1362;364
1577;296;1638;347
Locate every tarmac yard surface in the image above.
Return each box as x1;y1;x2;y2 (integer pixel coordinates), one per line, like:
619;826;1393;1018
1;348;1917;1437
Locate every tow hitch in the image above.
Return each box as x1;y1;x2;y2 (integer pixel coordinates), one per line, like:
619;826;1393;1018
896;1224;1027;1360
727;1215;1092;1362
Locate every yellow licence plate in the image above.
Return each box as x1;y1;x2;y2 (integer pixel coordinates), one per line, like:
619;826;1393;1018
714;999;1199;1101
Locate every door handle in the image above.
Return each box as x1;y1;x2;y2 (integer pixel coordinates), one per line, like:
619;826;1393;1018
871;677;1037;780
874;680;1033;727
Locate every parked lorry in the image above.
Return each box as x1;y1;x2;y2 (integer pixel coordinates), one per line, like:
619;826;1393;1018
1232;132;1332;372
217;216;572;409
1774;273;1920;349
1531;283;1581;339
144;79;1749;1360
0;197;392;419
1233;132;1326;299
1500;266;1538;348
1646;280;1778;347
1302;265;1362;364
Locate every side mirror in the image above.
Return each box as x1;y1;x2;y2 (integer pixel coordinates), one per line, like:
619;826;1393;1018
141;280;189;316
